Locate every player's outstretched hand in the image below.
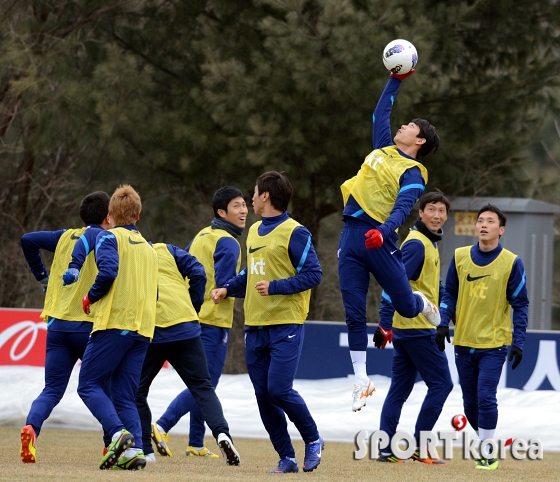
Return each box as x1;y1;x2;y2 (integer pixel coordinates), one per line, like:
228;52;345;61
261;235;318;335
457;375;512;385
373;326;393;349
390;68;415;81
39;275;49;293
435;325;450;352
62;268;80;286
509;345;523;370
82;293;93;315
365;229;383;249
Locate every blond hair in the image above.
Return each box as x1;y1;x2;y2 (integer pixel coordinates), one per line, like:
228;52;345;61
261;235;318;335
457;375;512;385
109;185;142;226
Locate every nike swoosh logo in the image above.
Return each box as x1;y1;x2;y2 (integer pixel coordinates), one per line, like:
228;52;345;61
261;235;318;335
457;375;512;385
288;334;296;338
466;274;490;282
249;246;266;253
129;237;144;245
390;250;397;255
71;234;81;240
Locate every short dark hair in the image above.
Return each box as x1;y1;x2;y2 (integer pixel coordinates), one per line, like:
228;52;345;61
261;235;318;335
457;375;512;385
79;191;110;225
418;190;450;213
256;171;293;212
213;186;244;218
412;118;439;158
477;203;507;227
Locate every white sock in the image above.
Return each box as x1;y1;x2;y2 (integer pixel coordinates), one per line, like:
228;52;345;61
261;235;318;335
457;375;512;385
193;446;204;451
157;424;166;434
112;431;122;441
478;428;495;455
350;350;368;385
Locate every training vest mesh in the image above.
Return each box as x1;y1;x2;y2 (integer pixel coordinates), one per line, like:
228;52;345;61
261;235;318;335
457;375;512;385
189;227;241;328
41;228;97;323
90;228;158;339
153;243;198;328
341;145;428;222
244;219;310;326
453;246;516;348
393;230;439;330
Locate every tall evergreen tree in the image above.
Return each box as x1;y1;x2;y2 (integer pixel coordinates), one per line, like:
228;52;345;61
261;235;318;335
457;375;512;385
2;0;560;321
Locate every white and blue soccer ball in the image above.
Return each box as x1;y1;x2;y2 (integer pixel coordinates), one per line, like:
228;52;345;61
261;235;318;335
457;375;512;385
382;39;418;75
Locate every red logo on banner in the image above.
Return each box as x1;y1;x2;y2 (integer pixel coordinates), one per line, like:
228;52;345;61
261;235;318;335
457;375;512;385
0;308;46;366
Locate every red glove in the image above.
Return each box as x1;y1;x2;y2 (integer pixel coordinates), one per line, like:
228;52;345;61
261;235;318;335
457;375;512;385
82;293;93;315
365;229;384;249
390;68;415;81
373;326;393;349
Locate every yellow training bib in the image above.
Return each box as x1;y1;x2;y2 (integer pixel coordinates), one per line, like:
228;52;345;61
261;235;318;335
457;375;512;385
453;246;516;348
341;145;427;222
244;219;310;326
90;228;158;339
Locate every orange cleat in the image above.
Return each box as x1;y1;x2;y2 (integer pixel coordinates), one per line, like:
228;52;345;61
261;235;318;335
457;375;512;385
20;425;37;463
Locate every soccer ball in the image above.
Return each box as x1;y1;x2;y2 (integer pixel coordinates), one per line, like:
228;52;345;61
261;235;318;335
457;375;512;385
382;39;418;75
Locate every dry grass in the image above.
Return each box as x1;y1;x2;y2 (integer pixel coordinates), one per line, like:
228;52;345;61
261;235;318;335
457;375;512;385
1;426;558;481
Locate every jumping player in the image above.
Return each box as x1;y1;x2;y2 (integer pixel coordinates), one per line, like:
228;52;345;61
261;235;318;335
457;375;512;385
19;191;110;463
77;185;158;470
436;204;529;470
337;69;441;412
151;187;246;459
375;191;453;464
212;171;323;474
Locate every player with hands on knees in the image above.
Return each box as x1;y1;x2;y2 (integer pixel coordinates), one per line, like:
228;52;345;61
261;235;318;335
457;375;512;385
337;65;441;412
438;204;529;471
376;191;453;465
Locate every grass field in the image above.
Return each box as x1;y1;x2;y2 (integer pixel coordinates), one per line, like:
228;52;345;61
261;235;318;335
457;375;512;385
1;426;558;481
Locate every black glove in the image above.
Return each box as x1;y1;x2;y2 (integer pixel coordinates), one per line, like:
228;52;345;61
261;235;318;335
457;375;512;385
435;326;450;352
509;346;523;370
373;326;393;349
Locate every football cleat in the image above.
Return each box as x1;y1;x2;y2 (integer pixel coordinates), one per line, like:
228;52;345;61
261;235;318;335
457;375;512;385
352;379;375;412
377;453;405;463
100;429;134;470
411;450;447;466
151;422;172;457
415;291;441;326
270;457;299;473
114;450;146;470
217;433;240;466
475;457;499;470
187;446;219;458
303;436;324;472
20;425;37;463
